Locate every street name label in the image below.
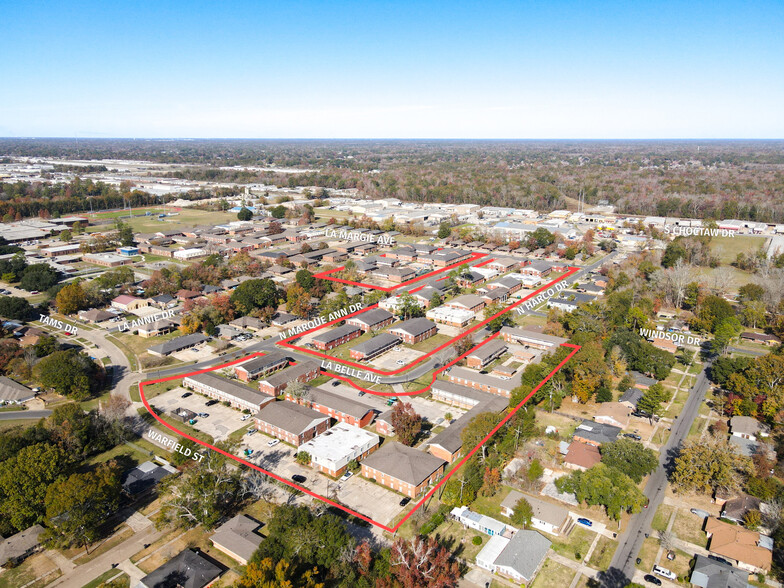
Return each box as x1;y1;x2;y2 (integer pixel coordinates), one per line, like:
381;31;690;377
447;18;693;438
639;328;701;346
320;360;382;384
146;429;205;462
518;278;575;314
118;309;178;332
279;303;364;340
664;225;735;238
325;228;395;245
39;314;78;336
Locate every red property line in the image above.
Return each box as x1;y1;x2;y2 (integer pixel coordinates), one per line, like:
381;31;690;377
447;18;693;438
138;343;580;532
279;266;580;376
313;252;486;292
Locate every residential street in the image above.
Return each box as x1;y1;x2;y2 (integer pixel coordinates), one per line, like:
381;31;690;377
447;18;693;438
604;359;713;587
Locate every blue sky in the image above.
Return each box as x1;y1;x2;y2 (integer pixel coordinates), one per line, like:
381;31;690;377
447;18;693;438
1;0;782;138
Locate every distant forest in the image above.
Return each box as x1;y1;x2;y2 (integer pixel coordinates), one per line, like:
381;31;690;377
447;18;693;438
2;138;784;222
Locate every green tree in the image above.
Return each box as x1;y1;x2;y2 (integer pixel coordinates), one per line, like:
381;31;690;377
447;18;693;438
0;296;33;320
34;350;96;400
528;228;556;249
661;241;687;268
237;207;253;221
636;383;670;418
296;451;311;466
556;463;647;520
43;462;122;552
527;459;544;482
0;442;70;531
231;278;282;315
510;497;533;528
59;229;72;242
437;222;451;239
740;300;767;329
600;438;658;483
19;263;59;291
484;302;510;333
395;292;424;320
296;269;316;292
712;319;740;355
115;221;135;247
271;205;287;219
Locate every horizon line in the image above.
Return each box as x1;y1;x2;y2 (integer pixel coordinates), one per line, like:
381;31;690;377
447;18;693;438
2;136;784;142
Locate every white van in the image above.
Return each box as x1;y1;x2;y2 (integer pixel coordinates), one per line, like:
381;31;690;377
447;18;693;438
652;565;677;580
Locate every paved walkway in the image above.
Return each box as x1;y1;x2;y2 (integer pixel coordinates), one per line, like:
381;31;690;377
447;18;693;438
48;524;167;588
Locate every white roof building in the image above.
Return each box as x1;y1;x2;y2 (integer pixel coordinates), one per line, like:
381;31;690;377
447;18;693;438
298;422;380;474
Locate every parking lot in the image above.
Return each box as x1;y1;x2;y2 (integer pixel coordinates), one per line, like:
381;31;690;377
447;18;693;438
238;430;409;525
149;386;250;441
172;344;215;362
370;346;425;371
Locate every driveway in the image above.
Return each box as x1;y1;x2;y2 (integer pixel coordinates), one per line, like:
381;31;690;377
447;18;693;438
148;387;249;441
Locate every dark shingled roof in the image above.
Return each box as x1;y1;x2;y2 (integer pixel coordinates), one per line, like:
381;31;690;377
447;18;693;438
148;333;208;356
139;548;221;588
312;324;362;345
361;442;446;486
389;318;437;338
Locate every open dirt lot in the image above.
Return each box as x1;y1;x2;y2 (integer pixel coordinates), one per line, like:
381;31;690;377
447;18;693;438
149;386;248;440
370;346;425;371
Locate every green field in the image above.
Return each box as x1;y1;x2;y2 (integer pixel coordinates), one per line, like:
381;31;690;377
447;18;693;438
709;235;767;265
88;207;238;234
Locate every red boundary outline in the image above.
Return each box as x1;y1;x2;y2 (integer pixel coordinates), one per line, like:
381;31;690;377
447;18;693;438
312;252;486;292
139;343;580;532
279;266;580;377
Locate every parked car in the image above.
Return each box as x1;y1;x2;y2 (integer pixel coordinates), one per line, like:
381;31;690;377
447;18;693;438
340;471;353;482
396;359;406;365
624;433;642;440
205;399;219;406
577;518;593;527
399;497;410;507
188;419;197;425
331;380;341;387
643;575;662;586
690;508;711;518
652;565;676;580
292;474;306;483
357;391;366;396
181;392;192;398
197;412;209;418
240;414;251;421
266;438;279;446
246;429;257;436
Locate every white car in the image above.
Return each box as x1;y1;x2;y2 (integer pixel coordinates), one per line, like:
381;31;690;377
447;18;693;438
267;439;280;447
396;359;406;365
240;414;251;421
340;471;353;482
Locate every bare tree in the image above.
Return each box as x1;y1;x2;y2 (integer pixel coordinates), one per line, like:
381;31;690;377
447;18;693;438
659;530;674;551
286;381;311;403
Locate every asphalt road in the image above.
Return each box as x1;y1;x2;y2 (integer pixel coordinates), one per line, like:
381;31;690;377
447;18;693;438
604;358;713;587
0;410;52;421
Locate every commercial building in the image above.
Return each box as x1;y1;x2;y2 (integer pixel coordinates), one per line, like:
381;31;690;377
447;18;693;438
298;422;380;476
254;401;330;446
360;442;446;498
111;294;149;312
182;372;273;412
234;352;289;382
148;333;208;357
312;324;362;350
285;387;375;428
388;318;437;344
349;333;400;360
257;361;320;396
83;252;134;267
78;309;115;323
137;318;177;338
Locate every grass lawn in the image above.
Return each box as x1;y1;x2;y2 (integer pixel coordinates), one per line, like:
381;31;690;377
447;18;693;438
116;330;182;357
95;208;239;234
106;334;139;371
402;371;439;393
530;558;577;588
0;405;27;412
0;552;61;588
672;511;708;547
138;408;215;446
429;518;489;562
652;427;671;446
85;441;151;468
666;548;694;582
66;524;135;565
709;235;764;265
652;504;675;532
410;333;452;354
140;379;183;400
83;570;130;588
587;535;617;571
552;526;594;561
636;536;660;572
471;485;513;521
0;418;42;431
